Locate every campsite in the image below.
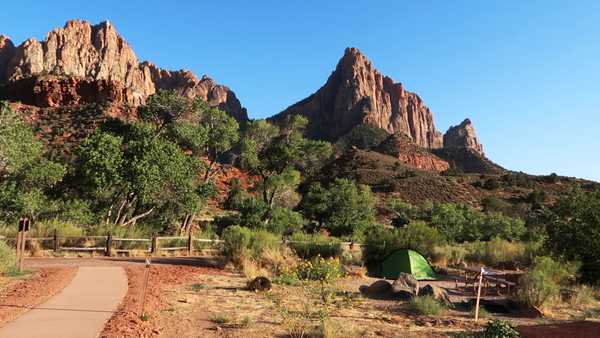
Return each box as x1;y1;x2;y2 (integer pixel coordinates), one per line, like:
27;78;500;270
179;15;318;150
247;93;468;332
2;3;600;337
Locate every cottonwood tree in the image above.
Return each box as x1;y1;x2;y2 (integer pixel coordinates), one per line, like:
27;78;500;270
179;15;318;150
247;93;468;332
240;116;332;222
300;178;376;238
0;102;65;223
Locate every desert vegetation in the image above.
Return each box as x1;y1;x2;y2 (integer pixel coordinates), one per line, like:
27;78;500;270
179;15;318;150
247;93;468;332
2;90;600;336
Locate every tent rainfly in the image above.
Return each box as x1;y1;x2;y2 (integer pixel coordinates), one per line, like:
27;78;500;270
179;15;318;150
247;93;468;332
377;249;437;280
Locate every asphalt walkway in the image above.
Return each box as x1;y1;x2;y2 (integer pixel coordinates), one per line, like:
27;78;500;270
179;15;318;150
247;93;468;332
0;266;127;338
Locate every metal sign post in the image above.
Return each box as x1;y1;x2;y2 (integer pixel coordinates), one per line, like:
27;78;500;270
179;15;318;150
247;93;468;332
474;266;484;322
139;254;152;318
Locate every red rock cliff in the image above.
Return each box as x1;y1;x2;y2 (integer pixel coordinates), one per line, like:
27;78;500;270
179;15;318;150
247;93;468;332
443;118;484;155
0;20;247;122
377;132;449;172
273;47;443;148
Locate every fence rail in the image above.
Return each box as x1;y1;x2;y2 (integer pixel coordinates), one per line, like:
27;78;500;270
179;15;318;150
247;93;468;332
0;232;224;257
0;233;363;257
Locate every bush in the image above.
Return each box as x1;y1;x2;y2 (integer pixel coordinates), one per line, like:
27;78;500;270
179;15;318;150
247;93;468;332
295;257;343;283
481;319;520;338
0;240;17;275
515;256;579;308
483;178;500;190
363;222;443;270
269;207;305;234
433;245;467;267
464;239;541;268
409;295;446;315
547;189;600;284
288;232;342;259
221;226;279;266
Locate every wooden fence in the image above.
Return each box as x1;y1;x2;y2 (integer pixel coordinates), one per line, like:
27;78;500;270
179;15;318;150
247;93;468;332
0;231;224;257
0;232;361;257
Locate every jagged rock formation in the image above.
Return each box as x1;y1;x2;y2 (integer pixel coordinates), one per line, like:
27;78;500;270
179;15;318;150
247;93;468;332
377;132;449;172
0;20;247;121
443;118;484;155
273;47;443;148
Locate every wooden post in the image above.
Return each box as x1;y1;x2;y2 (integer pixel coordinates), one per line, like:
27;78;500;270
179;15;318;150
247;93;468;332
15;230;22;257
474;267;484;322
18;229;27;271
187;234;193;256
106;233;113;257
53;229;60;253
150;234;157;254
139;254;152;317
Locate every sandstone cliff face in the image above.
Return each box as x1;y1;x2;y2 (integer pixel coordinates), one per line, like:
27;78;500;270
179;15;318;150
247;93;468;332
0;20;247;121
0;76;129;108
274;47;443;148
443;118;484;155
377;132;449;172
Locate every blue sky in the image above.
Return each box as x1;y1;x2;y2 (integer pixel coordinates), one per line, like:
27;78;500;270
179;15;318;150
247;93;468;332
1;1;599;181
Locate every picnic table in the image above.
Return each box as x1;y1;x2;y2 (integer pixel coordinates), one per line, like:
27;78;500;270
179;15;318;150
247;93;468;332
458;266;516;295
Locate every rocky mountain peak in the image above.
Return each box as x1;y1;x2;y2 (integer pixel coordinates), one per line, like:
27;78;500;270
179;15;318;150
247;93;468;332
443;118;484;155
273;47;443;148
0;20;247;121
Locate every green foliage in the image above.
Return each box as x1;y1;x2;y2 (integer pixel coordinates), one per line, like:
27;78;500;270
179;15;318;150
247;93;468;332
387;200;420;228
241;117;331;211
483;178;500;190
288;232;343;259
300;179;376;238
0;240;17;275
220;225;279;265
547;189;600;284
334;124;390;153
408;295;446;315
269;207;305;234
428;203;526;242
516;256;579;307
481;320;520;338
463;238;542;268
77;132;124;194
362;222;443;269
0;103;65;222
0;102;43;175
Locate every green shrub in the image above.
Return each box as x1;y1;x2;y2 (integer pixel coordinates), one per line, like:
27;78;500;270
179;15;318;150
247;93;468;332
515;256;579;308
481;319;520;338
363;222;443;271
269;207;305;234
221;225;279;266
433;245;467;266
463;238;539;268
408;295;446;315
288;232;342;259
0;240;17;275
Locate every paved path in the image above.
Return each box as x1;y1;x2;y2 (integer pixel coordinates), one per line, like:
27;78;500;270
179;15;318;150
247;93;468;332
0;266;127;338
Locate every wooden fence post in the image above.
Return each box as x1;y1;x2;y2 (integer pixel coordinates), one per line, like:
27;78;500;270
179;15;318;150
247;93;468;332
187;234;193;256
15;230;22;256
106;233;113;257
151;234;158;254
53;229;60;253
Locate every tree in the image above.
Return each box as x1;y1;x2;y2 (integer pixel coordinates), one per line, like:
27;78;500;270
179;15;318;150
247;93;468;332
240;116;332;217
0;102;65;223
548;189;600;283
76;124;203;229
300;178;376;238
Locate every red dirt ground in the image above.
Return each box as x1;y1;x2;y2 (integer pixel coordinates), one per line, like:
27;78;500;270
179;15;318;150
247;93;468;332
0;267;77;327
100;264;225;338
519;321;600;338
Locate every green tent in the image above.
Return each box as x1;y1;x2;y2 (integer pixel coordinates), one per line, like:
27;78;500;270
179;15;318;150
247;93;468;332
377;249;437;280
